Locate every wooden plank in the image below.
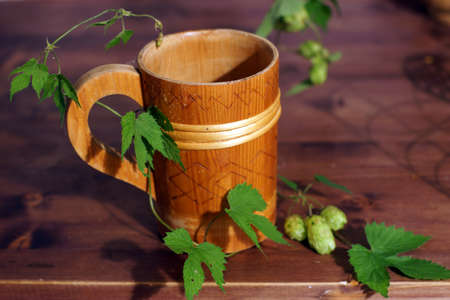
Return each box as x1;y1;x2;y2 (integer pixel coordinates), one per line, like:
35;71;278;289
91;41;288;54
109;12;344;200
0;0;449;299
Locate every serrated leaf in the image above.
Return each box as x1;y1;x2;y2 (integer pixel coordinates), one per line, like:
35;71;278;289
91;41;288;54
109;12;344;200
105;34;121;50
305;0;331;30
163;228;226;300
161;132;184;170
41;74;58;101
278;175;299;191
348;244;390;297
9;58;37;77
314;174;352;194
287;79;313;96
31;63;49;98
348;223;448;298
365;222;430;256
149;106;173;131
9;58;39;101
59;74;80;107
123;108;182;175
120;29;134;44
194;242;226;290
53;80;66;124
141;138;155;170
227;183;266;213
251;214;287;245
105;29;134;50
385;256;450;280
120;111;136;157
134;134;149;174
163;228;194;254
135;112;165;153
9;73;31;102
183;255;205;300
225;183;288;250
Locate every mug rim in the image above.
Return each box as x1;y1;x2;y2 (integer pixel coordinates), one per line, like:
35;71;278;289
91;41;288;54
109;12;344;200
137;28;279;86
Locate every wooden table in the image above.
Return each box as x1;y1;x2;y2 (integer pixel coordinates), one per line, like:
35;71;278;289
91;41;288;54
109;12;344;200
1;0;449;299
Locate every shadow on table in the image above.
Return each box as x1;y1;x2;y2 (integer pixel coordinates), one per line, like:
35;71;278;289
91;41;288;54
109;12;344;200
101;239;185;300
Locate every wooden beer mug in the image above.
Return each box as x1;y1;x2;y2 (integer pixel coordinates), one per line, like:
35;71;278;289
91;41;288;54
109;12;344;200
66;29;280;253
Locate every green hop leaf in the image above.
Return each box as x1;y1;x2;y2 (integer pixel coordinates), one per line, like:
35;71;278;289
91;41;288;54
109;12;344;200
298;40;323;59
348;222;450;298
278;174;299;191
287;79;313;96
58;74;80;106
120;111;136;157
90;16;118;30
9;73;31;102
106;29;134;50
134;134;153;173
305;215;335;255
309;61;328;85
314;174;352;194
135;112;165;153
41;74;58;101
120;108;183;175
225;183;288;250
385;256;450;280
149;106;174;131
163;228;226;300
52;78;67;124
31;63;49;98
284;214;306;242
163;227;193;254
365;222;429;257
348;244;390;297
162;132;185;170
320;205;347;231
9;58;37;77
305;0;332;30
9;58;39;101
9;58;51;100
120;29;134;44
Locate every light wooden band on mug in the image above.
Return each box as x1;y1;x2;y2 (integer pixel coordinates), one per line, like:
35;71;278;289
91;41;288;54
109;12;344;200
169;90;281;150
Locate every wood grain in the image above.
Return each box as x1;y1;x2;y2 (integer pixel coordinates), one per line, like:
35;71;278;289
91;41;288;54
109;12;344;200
0;0;449;299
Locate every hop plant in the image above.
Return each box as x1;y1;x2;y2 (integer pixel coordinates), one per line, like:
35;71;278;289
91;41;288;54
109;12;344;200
320;205;347;231
305;215;336;255
297;40;323;58
309;61;328;85
275;7;309;32
284;214;306;242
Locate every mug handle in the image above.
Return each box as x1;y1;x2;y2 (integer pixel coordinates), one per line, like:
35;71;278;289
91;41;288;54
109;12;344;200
66;64;153;195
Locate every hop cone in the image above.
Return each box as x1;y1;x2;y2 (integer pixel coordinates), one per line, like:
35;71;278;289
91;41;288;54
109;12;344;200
275;8;309;32
284;214;306;242
320;205;347;231
305;215;336;255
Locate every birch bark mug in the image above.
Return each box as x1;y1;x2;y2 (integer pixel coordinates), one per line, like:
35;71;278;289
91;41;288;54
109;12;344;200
66;29;280;253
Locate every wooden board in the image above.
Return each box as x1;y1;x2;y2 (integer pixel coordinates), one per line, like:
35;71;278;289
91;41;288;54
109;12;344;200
0;0;449;299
